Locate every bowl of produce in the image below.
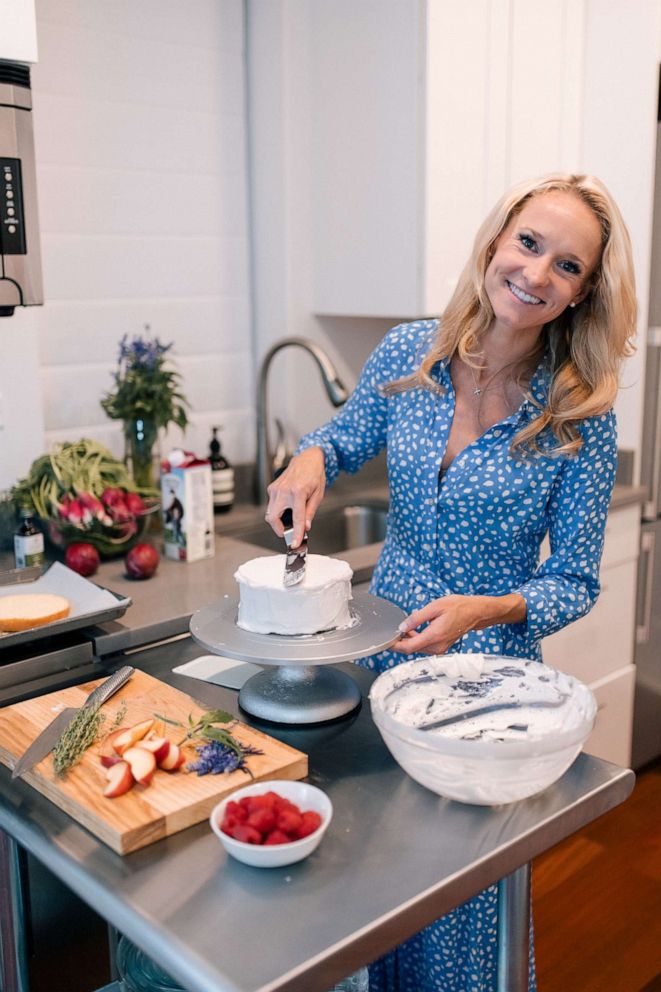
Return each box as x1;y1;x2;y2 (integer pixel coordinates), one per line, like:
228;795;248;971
210;779;333;867
11;439;159;558
369;653;597;806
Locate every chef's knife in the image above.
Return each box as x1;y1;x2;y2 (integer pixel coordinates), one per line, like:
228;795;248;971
280;508;308;587
11;665;135;779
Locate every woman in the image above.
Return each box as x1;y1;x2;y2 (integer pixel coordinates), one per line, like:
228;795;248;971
265;173;636;991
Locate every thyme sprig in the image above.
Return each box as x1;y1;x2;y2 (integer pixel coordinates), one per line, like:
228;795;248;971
52;698;128;778
53;707;104;778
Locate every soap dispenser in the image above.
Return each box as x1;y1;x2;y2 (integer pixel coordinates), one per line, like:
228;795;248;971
209;426;234;513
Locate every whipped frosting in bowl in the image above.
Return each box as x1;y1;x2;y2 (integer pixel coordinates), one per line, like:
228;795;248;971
369;653;597;805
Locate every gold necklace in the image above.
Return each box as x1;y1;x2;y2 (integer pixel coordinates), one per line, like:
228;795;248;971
468;361;513;398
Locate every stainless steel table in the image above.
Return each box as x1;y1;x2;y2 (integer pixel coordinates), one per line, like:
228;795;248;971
0;636;635;992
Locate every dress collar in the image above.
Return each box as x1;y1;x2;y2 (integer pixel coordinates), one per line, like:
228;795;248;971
519;345;553;418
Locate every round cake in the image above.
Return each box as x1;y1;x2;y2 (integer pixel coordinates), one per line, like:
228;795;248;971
234;554;353;635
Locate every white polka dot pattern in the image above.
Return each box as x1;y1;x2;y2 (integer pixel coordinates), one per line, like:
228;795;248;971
296;320;616;992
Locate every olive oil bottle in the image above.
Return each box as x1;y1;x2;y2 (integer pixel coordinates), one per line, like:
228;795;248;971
14;506;44;569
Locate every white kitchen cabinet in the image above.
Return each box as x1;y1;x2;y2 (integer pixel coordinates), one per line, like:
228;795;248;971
584;665;636;768
0;0;38;63
542;503;640;765
308;0;584;317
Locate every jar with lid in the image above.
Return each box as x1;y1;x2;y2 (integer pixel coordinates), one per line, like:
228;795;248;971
14;507;44;569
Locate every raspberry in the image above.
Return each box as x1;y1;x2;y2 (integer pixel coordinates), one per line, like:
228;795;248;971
242;794;274;814
277;808;303;836
264;829;291;845
296;810;322;838
232;823;262;844
246;808;277;835
226;800;247;822
220;815;237;835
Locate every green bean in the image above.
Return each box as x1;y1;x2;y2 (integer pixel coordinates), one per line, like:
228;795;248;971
10;438;157;518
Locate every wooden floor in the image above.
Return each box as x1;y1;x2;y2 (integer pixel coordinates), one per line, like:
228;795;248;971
533;759;661;992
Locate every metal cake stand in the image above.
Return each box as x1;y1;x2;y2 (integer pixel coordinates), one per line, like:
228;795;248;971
189;590;406;724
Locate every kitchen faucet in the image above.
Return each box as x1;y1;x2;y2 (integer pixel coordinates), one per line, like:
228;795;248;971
255;337;349;503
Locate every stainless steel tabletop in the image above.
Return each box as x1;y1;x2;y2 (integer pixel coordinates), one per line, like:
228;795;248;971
0;635;635;992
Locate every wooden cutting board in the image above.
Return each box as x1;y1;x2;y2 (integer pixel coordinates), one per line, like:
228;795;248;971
0;669;307;854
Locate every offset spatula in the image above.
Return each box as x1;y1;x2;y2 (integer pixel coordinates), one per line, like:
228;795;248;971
280;508;308;587
12;665;135;778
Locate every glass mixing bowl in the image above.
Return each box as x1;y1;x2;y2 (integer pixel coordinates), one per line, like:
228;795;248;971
369;653;597;806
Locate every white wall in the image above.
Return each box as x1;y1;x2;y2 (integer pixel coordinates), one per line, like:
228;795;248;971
0;0;253;491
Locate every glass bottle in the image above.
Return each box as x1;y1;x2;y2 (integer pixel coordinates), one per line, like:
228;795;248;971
209;425;234;513
14;506;44;569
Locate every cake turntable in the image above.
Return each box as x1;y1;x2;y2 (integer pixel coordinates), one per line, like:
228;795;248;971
189;591;406;724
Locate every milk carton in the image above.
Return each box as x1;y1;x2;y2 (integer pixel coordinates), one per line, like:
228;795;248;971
160;450;214;562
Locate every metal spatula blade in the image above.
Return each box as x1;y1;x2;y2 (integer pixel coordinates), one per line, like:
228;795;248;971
280;508;308;587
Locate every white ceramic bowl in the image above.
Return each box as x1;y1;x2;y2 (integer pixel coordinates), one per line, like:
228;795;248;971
210;779;333;868
369;654;597;806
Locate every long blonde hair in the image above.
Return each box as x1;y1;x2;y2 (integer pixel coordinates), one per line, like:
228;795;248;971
387;173;637;455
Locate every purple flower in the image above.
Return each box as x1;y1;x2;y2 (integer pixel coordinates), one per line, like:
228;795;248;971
188;741;263;776
118;332;172;373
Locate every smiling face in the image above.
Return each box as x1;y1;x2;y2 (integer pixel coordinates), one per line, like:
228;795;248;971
483;190;604;339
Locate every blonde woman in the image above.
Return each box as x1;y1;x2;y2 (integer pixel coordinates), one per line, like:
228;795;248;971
266;173;636;992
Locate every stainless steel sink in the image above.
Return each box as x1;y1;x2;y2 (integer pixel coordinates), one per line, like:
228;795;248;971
226;501;388;556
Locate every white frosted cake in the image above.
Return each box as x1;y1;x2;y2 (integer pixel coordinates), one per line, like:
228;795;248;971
234;554;353;635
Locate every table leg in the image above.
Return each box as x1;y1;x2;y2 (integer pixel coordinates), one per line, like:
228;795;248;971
497;862;531;992
0;829;30;992
107;924;120;981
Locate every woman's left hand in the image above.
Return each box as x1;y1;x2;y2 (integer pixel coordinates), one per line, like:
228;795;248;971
393;593;527;655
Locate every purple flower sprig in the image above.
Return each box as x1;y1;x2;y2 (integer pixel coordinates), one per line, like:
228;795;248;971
101;324;189;432
118;333;172;372
188;740;264;776
154;708;262;777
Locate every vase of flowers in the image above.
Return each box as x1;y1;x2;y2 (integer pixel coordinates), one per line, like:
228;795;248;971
101;327;190;489
123;417;160;491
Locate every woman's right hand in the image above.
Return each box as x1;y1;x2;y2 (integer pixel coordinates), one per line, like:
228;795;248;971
264;446;326;547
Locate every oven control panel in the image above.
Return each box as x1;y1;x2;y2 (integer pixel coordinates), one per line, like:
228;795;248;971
0;157;27;255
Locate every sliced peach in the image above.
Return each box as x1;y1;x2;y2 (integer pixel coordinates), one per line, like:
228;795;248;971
135;736;170;765
103;761;134;798
99;728;125;767
100;752;123;769
149;718;166;738
111;719;155;755
122;747;157;786
160;742;186;771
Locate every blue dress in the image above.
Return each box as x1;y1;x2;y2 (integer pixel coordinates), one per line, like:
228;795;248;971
297;320;617;992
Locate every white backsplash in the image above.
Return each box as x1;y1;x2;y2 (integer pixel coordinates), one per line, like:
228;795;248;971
0;0;253;490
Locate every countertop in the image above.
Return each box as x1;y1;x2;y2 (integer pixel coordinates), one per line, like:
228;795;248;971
0;636;635;992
